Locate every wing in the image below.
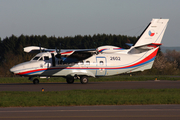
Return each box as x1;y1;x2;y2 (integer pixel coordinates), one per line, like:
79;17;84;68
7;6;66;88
24;46;54;53
24;46;96;56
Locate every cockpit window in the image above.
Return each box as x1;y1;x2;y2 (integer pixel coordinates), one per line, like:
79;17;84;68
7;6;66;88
39;57;43;61
44;56;49;60
32;56;40;60
32;56;43;61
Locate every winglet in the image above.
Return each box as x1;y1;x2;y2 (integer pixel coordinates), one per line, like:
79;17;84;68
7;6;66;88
24;46;47;53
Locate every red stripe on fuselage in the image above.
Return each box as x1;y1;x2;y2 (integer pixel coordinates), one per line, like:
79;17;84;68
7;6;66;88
106;47;159;69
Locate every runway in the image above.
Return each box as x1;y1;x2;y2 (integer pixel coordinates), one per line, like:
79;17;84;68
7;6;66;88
0;81;180;91
0;105;180;120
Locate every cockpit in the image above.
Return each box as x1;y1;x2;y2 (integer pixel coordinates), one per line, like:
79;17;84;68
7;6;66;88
32;56;41;61
30;51;94;66
31;56;50;61
31;52;50;61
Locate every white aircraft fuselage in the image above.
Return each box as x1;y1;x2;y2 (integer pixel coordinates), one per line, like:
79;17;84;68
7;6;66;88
10;47;157;77
10;19;169;84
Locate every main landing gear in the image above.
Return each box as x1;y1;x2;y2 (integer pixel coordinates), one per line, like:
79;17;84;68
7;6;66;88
66;76;88;84
66;77;74;84
80;76;88;84
33;78;39;84
29;76;89;84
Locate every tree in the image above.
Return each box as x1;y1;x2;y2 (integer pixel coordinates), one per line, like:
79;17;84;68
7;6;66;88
165;50;180;68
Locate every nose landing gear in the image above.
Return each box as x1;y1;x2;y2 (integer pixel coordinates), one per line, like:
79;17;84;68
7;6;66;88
29;77;39;84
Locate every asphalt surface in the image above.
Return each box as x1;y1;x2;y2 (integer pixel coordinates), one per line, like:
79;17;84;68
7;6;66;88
0;81;180;91
0;105;180;120
0;81;180;119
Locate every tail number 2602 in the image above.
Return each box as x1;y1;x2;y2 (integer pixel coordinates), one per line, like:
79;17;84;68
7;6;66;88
110;56;120;61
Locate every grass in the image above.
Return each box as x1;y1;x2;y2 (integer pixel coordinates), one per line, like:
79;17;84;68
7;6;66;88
0;75;180;83
0;89;180;107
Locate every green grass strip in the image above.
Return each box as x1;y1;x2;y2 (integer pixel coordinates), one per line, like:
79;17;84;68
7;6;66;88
0;89;180;107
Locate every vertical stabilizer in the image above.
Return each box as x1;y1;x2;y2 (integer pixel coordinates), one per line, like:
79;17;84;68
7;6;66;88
134;19;169;48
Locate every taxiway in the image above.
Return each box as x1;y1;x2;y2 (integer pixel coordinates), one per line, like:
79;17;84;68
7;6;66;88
0;81;179;91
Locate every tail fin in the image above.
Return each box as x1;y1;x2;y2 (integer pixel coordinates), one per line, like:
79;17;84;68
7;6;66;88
127;19;169;72
134;19;169;48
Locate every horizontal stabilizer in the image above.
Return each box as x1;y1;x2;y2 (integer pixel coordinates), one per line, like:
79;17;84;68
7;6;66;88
125;43;133;47
135;43;162;49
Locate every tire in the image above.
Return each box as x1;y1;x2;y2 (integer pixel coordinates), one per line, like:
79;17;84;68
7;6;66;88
66;77;74;84
80;76;88;84
33;78;39;84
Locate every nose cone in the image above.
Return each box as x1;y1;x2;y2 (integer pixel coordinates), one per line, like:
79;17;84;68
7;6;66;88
10;62;28;74
10;66;15;73
10;65;22;74
10;61;38;75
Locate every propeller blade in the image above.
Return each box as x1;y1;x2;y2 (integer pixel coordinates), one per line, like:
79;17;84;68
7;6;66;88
55;43;62;59
39;43;42;53
59;43;61;53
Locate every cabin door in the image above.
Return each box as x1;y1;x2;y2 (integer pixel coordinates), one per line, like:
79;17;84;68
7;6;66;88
96;57;107;76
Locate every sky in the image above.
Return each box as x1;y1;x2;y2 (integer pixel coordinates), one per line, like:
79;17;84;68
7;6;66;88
0;0;180;47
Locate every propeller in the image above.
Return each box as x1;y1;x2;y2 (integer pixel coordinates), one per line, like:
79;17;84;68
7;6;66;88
39;43;42;53
51;53;55;67
55;43;61;58
55;43;62;64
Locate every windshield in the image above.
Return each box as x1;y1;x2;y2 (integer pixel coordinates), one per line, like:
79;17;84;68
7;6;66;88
32;56;40;61
31;53;50;61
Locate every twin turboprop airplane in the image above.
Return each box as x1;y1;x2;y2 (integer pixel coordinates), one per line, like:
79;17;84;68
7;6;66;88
10;18;169;84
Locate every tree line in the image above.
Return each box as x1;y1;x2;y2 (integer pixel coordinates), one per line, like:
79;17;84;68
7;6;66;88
0;34;179;77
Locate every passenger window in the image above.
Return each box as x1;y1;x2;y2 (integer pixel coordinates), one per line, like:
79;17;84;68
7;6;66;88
79;61;84;65
100;61;104;65
44;56;49;60
86;61;90;65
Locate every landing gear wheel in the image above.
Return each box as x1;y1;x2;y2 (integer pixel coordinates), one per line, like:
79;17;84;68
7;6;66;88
66;77;74;84
80;76;88;84
33;78;39;84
